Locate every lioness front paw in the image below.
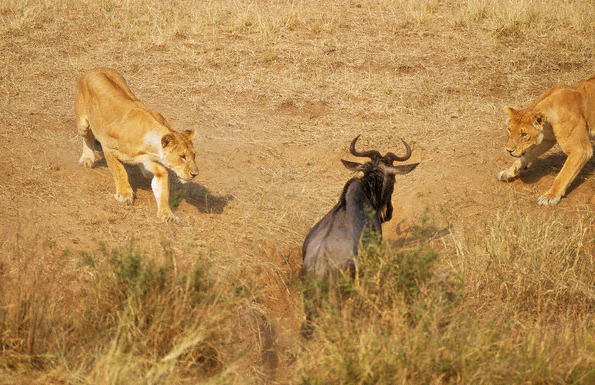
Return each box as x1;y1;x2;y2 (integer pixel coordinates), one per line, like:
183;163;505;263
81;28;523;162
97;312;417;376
537;194;561;205
114;193;134;205
159;211;180;225
79;156;95;168
497;169;515;181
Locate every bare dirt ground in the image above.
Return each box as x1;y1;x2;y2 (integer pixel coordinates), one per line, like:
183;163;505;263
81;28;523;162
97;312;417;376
2;14;593;253
2;0;595;382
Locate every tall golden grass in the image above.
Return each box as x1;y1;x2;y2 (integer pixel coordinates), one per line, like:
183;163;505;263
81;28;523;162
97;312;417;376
3;209;595;383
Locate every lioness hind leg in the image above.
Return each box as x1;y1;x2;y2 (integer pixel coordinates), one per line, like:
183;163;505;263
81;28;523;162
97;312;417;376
497;139;556;181
104;150;134;205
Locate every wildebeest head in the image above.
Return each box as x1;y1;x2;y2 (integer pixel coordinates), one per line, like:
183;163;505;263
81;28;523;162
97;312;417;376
340;135;418;223
301;135;418;277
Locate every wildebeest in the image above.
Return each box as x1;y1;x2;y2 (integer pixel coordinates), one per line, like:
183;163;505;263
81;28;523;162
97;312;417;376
302;135;418;276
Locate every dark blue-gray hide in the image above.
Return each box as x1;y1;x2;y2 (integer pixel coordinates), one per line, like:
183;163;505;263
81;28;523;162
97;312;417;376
302;135;418;276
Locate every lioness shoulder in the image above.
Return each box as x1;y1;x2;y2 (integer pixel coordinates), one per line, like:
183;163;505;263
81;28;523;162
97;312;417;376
75;68;199;223
497;74;595;205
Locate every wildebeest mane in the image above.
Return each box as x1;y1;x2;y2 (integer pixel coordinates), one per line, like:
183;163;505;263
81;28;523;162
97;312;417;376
336;162;394;223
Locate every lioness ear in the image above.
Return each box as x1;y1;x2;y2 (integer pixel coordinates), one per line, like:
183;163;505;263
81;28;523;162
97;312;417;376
184;129;195;142
341;159;364;172
534;112;546;130
161;134;177;149
504;107;516;118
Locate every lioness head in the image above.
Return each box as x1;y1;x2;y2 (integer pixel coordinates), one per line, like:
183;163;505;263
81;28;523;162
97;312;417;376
161;130;199;182
504;107;546;157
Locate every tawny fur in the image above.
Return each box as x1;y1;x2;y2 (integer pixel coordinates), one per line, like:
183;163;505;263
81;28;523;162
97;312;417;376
498;74;595;205
75;68;199;223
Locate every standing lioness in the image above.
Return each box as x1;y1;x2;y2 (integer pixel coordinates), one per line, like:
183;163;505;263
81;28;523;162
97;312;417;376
498;74;595;205
75;68;199;223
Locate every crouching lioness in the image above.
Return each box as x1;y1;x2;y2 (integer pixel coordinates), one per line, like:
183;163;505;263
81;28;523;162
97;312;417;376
497;74;595;205
75;68;199;223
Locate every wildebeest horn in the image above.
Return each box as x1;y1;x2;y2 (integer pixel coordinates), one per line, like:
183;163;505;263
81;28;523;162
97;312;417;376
384;138;412;162
349;135;381;160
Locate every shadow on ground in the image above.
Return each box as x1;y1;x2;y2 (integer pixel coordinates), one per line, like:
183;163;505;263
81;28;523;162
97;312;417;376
123;165;234;214
516;151;595;196
392;221;451;249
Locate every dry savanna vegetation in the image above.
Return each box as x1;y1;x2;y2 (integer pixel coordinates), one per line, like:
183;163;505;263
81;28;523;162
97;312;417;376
2;0;595;383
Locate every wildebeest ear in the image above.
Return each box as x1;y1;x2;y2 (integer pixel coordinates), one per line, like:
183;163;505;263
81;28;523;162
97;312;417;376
161;133;177;149
183;129;195;142
387;162;419;175
341;159;364;171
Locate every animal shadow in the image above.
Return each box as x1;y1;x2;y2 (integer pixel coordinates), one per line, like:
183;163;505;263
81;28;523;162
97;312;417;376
517;152;566;185
518;151;595;195
124;165;234;214
173;182;234;214
84;147;233;214
393;220;450;249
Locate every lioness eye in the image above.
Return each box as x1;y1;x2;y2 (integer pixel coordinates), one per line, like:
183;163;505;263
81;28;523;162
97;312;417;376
180;154;186;160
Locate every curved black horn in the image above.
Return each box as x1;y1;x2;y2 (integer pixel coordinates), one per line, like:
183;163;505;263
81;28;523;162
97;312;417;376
384;138;412;162
349;135;381;160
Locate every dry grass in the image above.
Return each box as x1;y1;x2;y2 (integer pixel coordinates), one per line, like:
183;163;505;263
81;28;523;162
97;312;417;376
2;0;595;383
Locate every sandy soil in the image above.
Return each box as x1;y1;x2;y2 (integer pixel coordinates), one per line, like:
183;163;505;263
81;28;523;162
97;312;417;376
4;93;594;255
